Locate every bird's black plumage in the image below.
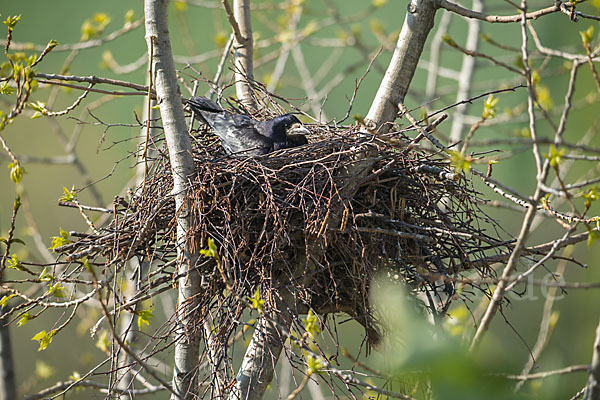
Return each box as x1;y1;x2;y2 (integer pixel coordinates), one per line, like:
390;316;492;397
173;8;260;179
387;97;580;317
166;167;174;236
187;96;309;156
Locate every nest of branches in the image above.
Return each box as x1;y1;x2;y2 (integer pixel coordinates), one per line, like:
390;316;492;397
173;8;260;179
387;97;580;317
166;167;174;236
54;102;507;347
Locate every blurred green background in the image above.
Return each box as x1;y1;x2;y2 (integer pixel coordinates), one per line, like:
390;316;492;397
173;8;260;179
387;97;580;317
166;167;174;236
1;0;600;399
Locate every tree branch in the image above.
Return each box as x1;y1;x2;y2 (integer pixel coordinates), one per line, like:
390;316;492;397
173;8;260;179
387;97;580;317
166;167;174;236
584;319;600;400
439;0;560;23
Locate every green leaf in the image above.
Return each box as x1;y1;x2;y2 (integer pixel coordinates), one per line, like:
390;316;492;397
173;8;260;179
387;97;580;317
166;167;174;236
0;294;15;309
95;330;110;353
7;254;23;270
17;312;30;327
59;186;77;202
199;237;219;260
82;258;95;273
580;26;594;47
442;34;457;47
306;355;323;375
28;101;47;113
544;144;564;168
249;287;265;313
0;82;15;95
49;228;72;250
69;371;81;381
3;15;21;30
587;230;600;248
35;360;55;379
482;94;499;120
449;150;472;174
124;10;135;24
8;162;26;184
135;308;154;330
46;282;66;298
303;309;320;339
582;187;599;208
39;266;54;282
32;329;56;351
214;30;228;48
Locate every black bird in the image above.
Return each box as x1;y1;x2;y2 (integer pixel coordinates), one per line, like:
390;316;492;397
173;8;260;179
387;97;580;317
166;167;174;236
187;96;309;156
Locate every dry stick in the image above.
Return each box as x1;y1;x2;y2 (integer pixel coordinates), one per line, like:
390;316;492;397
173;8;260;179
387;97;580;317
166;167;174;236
469;2;543;351
221;0;244;44
426;84;524;121
25;379;164;399
439;0;560;23
338;46;383;124
449;0;482;143
91;269;181;399
35;79;148;97
504;226;575;293
292;44;327;121
35;73;150;93
445;35;524;76
584;319;600;400
426;11;453;98
267;5;302;92
514;252;569;392
7;18;144;52
584;41;600;93
285;373;311;400
529;60;583;230
508;364;590;381
528;22;600;62
209;33;234;100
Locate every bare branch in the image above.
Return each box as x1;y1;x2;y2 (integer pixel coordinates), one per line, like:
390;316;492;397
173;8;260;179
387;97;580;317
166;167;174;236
439;0;560;23
585;320;600;400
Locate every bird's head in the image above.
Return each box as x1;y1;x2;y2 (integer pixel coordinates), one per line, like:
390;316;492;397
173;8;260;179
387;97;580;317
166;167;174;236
269;114;311;139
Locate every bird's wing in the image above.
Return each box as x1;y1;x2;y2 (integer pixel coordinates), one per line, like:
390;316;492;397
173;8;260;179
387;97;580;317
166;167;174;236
187;96;274;155
205;112;273;155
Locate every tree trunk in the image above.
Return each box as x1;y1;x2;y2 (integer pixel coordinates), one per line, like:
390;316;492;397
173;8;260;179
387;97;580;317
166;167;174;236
0;302;16;400
365;0;438;133
228;286;297;400
232;0;257;108
144;1;200;399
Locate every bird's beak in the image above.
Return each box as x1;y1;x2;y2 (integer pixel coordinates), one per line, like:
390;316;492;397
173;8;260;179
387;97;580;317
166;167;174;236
289;123;310;136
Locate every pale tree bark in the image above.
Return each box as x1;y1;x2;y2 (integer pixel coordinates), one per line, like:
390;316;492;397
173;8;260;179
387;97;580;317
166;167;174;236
365;0;438;133
584;319;600;400
227;0;257;108
228;286;297;400
449;0;482;142
144;1;200;399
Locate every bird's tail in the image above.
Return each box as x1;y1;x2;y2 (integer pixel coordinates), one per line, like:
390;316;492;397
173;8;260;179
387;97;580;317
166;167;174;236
187;96;223;114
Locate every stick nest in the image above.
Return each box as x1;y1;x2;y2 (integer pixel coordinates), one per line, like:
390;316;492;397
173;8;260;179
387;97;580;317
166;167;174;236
55;106;506;346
